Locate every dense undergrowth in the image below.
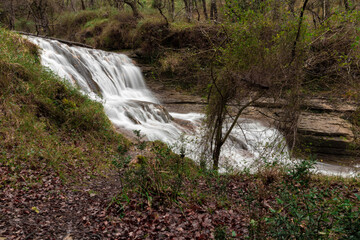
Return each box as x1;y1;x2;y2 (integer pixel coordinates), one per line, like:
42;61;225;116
110;133;360;239
53;8;138;50
0;28;129;186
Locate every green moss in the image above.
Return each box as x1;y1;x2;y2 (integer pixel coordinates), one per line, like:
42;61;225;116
83;18;109;29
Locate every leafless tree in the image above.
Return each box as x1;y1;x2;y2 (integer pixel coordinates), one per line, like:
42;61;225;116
183;0;193;22
0;0;17;29
153;0;169;25
210;0;217;22
201;0;208;20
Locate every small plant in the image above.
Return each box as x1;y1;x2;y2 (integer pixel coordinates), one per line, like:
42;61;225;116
286;158;316;186
214;225;228;240
107;192;130;218
133;130;147;150
214;225;238;239
112;145;131;169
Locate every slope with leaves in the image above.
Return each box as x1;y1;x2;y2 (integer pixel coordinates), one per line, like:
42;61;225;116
0;28;129;187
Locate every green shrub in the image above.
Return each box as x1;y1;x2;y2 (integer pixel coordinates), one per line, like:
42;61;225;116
54;7;139;50
54;9;99;40
240;159;360;239
111;131;199;208
15;18;36;33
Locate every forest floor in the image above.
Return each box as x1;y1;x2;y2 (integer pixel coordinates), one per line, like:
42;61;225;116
2;161;359;239
1;165;250;239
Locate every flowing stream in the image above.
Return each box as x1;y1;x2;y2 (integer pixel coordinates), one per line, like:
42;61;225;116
27;36;359;177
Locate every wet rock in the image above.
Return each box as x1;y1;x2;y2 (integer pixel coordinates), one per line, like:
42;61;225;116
298;112;355;155
122;100;173;124
298;112;354;138
242;98;357;156
304;98;357;113
228;135;248;151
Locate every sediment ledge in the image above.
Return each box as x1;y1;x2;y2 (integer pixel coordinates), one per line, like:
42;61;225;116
16;31;94;49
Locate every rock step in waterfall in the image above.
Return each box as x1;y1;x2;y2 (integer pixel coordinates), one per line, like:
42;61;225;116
27;36;359;177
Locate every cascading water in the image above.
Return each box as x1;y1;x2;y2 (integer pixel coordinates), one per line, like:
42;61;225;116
28;36;189;142
27;36;359;176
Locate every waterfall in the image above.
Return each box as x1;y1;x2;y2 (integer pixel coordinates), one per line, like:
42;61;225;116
28;36;192;142
27;36;358;176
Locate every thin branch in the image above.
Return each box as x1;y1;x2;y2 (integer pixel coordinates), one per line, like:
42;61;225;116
290;0;309;64
221;93;264;147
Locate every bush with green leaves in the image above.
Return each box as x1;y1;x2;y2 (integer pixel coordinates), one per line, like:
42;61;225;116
111;131;199;208
267;181;360;239
241;159;360;239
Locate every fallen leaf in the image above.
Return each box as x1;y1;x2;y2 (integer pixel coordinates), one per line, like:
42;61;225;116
31;206;40;214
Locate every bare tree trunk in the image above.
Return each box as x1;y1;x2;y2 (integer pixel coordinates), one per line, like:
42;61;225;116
183;0;192;22
210;0;217;22
212;130;222;170
344;0;349;11
322;0;330;19
170;0;175;20
28;0;52;35
311;11;318;28
80;0;86;10
8;0;15;30
291;0;309;63
154;0;169;26
67;0;76;11
194;0;200;21
124;0;141;18
189;0;193;21
202;0;208;20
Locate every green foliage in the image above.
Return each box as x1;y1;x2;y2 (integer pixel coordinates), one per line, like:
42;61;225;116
267;182;360;239
135;20;170;62
222;0;303;86
112;132;198;208
55;9;99;39
53;7;138;49
214;225;234;240
240;160;360;239
286;158;316;186
15;18;36;33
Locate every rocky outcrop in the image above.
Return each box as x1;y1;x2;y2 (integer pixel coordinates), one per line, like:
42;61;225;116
250;98;358;157
298;112;355;155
